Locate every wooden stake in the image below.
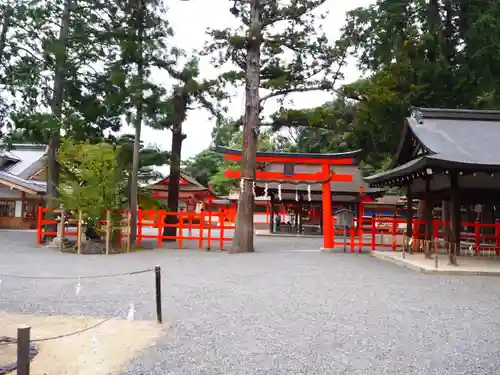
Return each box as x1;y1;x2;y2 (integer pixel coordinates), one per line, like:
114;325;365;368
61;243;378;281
77;210;82;254
105;210;111;255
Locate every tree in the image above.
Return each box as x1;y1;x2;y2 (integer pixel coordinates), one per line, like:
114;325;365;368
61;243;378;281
205;0;348;253
149;57;227;237
58;138;126;220
332;0;500;170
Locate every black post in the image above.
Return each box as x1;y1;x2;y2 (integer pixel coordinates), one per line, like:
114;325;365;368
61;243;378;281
17;326;31;375
155;265;162;324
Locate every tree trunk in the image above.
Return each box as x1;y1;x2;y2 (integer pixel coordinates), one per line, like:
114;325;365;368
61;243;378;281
230;0;261;254
44;0;72;242
164;121;186;239
129;0;145;244
0;4;12;63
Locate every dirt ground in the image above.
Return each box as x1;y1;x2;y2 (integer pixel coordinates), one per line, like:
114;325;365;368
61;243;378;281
0;311;164;375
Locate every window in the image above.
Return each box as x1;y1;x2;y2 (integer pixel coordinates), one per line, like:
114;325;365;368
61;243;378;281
24;201;39;218
0;200;16;217
283;163;295;176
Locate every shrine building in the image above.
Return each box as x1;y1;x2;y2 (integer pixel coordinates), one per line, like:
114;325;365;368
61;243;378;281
365;107;500;263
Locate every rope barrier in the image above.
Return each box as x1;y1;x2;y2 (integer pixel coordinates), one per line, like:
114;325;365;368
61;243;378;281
30;290;147;343
0;268;154;280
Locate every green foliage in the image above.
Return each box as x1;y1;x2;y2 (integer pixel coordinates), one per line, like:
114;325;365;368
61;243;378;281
268;0;500;174
204;0;346;110
183;120;276;195
58;139;126;221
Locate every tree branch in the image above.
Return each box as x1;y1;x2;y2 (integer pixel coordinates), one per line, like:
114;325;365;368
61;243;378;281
260;84;333;104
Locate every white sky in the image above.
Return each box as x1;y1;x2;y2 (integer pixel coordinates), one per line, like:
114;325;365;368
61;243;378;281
134;0;375;174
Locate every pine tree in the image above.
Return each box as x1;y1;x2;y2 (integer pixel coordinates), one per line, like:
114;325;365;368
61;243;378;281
205;0;348;253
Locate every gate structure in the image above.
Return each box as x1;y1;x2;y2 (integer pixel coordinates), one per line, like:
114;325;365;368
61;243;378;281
215;147;383;250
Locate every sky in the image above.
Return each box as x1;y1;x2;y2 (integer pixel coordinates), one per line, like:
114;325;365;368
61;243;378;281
134;0;375;174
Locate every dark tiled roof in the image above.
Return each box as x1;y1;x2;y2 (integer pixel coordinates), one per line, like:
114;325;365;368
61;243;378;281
366;107;500;184
215;146;361;162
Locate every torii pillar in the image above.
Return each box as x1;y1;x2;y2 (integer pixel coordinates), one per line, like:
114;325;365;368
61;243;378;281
322;163;334;249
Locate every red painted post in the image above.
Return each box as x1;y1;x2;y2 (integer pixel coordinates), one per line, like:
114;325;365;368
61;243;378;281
219;211;224;250
178;213;183;249
358;213;363;253
199;212;204;249
37;206;43;245
207;199;213;249
391;215;397;251
412;219;418;251
321;163;334;249
137;209;143;247
474;220;481;254
157;210;163;248
350;225;355;252
495;221;500;255
371;215;376;251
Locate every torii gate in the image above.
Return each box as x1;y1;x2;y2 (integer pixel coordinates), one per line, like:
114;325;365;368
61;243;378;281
216;147;355;249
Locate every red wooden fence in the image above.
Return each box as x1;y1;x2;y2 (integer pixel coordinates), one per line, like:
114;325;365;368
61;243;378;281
37;207;235;251
36;207;500;254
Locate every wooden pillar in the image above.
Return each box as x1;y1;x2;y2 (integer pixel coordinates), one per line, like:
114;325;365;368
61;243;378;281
449;172;459;265
269;194;275;233
424;178;433;258
406;185;413;251
322;163;333;249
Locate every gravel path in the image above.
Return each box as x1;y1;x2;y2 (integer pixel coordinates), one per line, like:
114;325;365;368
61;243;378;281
1;230;500;374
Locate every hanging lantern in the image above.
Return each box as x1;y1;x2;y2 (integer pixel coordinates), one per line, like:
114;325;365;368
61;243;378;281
264;183;268;198
307;185;311;201
278;184;282;201
240;178;244;192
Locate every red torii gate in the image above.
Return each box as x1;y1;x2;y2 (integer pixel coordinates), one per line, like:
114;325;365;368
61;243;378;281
218;147;355;249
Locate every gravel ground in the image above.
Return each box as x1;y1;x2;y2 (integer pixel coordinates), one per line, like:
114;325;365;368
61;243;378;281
1;230;500;374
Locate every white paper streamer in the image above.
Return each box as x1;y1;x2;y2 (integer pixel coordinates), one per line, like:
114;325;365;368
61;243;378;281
277;184;282;201
75;277;82;296
92;334;99;355
264;183;268;198
127;302;136;321
252;181;256;197
408;238;413;246
295;188;299;202
307;185;311;201
240;178;244;193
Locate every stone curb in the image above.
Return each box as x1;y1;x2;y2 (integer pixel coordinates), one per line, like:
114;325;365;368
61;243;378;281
371;251;500;276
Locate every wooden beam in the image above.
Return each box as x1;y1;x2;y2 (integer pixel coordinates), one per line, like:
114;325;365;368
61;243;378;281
224;170;353;182
0;179;38;195
224;153;354;165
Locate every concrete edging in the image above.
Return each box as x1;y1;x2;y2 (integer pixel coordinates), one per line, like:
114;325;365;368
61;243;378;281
371;251;500;276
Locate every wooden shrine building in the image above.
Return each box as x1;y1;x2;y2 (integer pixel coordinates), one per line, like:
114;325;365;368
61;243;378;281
147;171;217;212
216;146;382;249
365;107;500;264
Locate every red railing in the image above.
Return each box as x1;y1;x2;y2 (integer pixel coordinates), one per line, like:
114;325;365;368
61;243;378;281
329;216;500;254
37;207;235;251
